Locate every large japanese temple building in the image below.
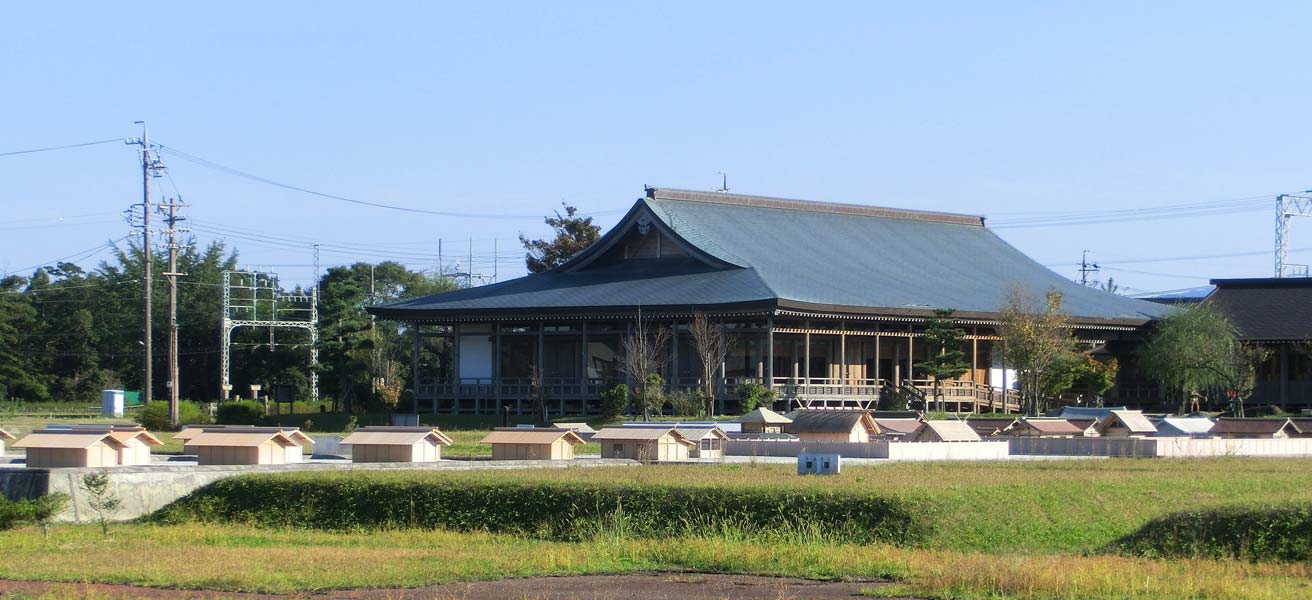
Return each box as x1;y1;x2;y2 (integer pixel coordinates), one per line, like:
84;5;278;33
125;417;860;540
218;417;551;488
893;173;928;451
369;187;1170;415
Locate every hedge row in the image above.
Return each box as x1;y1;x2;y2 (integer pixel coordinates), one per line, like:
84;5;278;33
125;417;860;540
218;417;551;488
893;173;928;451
153;474;929;544
1109;504;1312;562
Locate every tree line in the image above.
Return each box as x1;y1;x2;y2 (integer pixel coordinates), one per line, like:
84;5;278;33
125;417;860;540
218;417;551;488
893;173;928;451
0;240;456;410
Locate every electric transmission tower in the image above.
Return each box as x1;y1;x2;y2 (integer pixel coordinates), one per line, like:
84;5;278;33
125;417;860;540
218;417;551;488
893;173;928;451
1276;193;1312;277
220;270;318;403
125;122;166;406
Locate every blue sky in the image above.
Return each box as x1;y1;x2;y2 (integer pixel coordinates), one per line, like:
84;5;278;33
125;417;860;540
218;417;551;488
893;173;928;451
3;1;1311;294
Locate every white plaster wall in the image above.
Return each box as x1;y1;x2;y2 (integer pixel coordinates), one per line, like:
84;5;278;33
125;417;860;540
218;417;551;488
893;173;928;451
459;334;493;379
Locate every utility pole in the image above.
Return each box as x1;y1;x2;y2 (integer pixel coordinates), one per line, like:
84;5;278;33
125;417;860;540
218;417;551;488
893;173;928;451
160;196;190;427
1078;250;1100;287
126;122;165;406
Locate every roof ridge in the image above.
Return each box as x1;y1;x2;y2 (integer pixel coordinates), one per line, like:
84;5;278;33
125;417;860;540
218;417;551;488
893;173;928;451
645;187;986;227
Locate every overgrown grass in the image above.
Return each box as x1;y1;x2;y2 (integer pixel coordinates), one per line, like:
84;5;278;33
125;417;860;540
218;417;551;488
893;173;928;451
1110;503;1312;562
153;458;1312;554
154;473;926;544
0;522;1308;599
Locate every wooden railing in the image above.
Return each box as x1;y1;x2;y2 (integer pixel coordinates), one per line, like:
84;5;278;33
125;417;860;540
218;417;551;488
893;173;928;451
416;374;1022;413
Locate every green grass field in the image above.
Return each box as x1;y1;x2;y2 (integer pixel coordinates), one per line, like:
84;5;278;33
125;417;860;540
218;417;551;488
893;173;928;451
1;459;1310;599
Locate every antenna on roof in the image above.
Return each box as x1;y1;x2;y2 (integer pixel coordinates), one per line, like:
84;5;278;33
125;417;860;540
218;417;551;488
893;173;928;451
715;172;729;193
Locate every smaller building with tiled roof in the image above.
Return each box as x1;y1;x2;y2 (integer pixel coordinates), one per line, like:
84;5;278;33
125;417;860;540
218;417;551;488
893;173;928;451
1005;419;1083;437
907;420;982;442
784;410;880;443
1210;418;1301;439
593;427;695;461
1095;410;1157;437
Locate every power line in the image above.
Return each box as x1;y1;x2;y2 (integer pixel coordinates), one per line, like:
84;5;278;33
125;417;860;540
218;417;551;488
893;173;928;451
0;237;128;278
0;138;121;157
158;145;588;220
991;194;1274;228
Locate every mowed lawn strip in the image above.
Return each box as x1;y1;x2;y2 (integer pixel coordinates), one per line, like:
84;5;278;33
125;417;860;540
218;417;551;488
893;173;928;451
0;523;1309;599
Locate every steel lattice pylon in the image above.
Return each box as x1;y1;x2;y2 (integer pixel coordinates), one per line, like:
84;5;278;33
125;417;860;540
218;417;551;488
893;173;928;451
220;270;318;402
1276;194;1312;277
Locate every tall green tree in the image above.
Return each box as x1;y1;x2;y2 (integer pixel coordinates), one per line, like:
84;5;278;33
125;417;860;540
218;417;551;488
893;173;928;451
997;284;1079;416
0;275;48;404
518;204;600;273
317;262;457;412
914;308;970;412
1138;303;1267;416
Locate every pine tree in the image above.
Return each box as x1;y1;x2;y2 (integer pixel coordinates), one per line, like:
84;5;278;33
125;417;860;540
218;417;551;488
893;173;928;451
914;308;970;412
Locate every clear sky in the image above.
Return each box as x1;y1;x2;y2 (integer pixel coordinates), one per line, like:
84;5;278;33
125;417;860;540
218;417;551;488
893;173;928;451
3;1;1311;294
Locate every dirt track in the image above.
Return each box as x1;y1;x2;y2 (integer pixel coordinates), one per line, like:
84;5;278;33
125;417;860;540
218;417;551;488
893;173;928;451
0;573;907;599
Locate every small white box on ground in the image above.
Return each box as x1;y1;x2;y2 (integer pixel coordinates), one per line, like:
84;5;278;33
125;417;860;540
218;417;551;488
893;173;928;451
798;452;841;475
100;390;125;417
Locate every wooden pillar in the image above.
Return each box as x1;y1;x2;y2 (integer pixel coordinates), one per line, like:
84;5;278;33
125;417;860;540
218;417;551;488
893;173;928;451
411;325;422;416
1279;344;1289;411
580;321;589;380
488;322;495;412
971;327;979;384
538;320;548;418
803;327;811;387
839;320;847;385
670;321;679;388
971;326;980;412
874;329;882;383
906;324;914;382
451;324;461;411
765;317;775;384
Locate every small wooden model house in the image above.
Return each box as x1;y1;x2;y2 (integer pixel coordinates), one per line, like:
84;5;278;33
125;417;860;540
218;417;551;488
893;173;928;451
907;420;982;442
679;426;730;458
0;428;15;455
871;418;923;440
965;418;1018;437
1210;418;1301;439
1005;419;1083;438
13;426;161;468
592;427;696;461
1291;418;1312;438
552;422;597;441
1067;419;1101;437
1094;410;1157;437
481;428;585;460
783;410;879;443
738;407;792;434
1152;416;1215;438
340;426;453;463
187;428;310;465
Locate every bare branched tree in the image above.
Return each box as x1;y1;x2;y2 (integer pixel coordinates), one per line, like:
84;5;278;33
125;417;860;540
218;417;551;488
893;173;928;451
688;311;733;417
619;310;671;420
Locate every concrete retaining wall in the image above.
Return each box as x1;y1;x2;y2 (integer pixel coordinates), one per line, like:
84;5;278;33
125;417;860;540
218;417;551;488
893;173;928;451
0;458;638;523
1008;437;1155;457
725;440;1009;461
1008;436;1312;458
1150;437;1312;457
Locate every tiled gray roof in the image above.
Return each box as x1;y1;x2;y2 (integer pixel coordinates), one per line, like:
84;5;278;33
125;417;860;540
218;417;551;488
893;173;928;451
1206;278;1312;341
371;188;1170;324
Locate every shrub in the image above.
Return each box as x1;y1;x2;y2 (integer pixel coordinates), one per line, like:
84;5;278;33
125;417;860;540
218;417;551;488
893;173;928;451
138;400;211;430
154;474;928;545
668;389;707;418
1109;504;1312;562
216;400;265;425
736;383;776;413
598;384;629;419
